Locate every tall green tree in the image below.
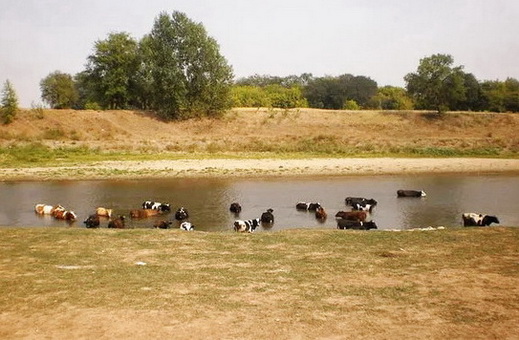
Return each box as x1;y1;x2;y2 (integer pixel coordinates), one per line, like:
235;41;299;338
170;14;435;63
144;11;234;119
40;71;78;109
1;79;19;124
404;54;466;113
85;32;139;109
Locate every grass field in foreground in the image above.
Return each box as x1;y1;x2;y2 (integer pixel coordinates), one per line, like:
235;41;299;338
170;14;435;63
0;227;518;339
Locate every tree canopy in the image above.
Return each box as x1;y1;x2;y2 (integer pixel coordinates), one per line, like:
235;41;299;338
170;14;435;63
40;71;78;109
404;54;466;113
84;32;139;110
144;11;234;119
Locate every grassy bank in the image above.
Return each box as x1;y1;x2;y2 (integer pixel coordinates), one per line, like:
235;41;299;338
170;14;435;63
0;109;518;168
1;227;518;339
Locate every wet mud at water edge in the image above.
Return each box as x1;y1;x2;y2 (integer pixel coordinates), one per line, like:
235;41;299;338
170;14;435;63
0;174;518;231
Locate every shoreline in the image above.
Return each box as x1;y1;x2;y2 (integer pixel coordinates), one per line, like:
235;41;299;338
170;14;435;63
1;157;519;181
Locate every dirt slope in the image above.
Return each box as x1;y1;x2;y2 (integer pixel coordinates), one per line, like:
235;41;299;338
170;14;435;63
1;108;518;154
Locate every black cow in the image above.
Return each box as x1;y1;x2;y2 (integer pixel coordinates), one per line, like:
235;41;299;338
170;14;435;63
337;220;378;230
462;213;500;227
397;190;426;197
230;202;242;214
84;214;100;228
175;207;189;221
260;208;274;224
142;201;171;212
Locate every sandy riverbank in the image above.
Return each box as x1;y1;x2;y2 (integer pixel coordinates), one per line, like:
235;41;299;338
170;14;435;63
1;157;519;181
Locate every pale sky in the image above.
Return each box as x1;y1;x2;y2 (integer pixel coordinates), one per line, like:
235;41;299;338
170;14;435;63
1;0;518;107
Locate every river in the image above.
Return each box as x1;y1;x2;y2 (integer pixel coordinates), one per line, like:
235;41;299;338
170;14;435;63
0;174;517;231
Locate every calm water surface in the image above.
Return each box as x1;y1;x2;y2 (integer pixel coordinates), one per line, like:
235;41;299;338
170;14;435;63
0;174;518;231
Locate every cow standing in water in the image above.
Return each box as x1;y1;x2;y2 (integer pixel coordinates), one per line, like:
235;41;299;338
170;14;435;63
260;209;274;224
108;216;126;229
397;190;427;197
462;213;499;227
234;219;260;233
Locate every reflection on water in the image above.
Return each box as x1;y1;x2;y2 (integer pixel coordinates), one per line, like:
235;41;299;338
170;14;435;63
0;174;518;231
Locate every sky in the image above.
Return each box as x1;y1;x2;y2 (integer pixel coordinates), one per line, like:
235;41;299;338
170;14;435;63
1;0;518;108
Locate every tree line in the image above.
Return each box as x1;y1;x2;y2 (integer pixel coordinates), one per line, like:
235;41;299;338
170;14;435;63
233;54;519;113
2;11;519;125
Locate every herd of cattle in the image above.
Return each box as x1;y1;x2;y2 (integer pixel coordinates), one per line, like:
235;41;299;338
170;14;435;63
33;189;500;232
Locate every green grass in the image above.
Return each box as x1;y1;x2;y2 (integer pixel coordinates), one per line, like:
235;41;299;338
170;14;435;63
0;143;515;169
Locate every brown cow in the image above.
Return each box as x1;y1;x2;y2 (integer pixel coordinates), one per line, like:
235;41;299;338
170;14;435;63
35;204;64;216
108;215;126;229
315;206;327;220
53;210;77;221
130;209;161;219
335;210;367;222
153;220;173;229
96;207;113;218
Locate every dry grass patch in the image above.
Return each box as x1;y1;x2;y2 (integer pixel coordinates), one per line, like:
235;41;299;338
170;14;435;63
0;227;518;339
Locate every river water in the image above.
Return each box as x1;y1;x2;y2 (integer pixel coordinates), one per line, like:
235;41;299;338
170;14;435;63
0;174;518;231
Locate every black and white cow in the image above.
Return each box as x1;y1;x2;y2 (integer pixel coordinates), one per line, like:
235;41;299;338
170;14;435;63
345;197;378;207
260;208;274;224
296;202;321;211
180;221;195;231
175;207;189;221
234;218;260;233
84;214;100;228
337;220;378;230
142;201;171;212
229;202;242;214
351;202;375;212
462;213;500;227
397;190;427;197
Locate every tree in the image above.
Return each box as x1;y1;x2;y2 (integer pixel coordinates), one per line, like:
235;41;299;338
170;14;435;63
145;11;234;119
404;54;466;113
304;77;344;109
340;75;378;107
304;74;378;109
1;80;19;124
85;32;139;109
40;71;78;109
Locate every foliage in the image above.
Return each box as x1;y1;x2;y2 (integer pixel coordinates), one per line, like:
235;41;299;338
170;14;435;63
368;86;414;110
343;99;360;110
235;73;313;88
480;78;519;113
84;32;139;109
144;11;234;120
40;71;79;109
231;86;270;107
264;85;308;108
304;74;378;109
404;54;466;113
1;80;19;124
